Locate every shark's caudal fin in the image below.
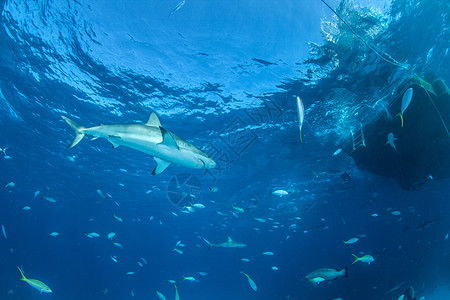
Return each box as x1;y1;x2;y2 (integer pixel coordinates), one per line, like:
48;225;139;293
62;116;86;148
202;238;212;250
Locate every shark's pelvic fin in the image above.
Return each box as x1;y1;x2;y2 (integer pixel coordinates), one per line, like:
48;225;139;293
152;157;171;175
160;128;179;149
62;116;86;149
146;112;162;127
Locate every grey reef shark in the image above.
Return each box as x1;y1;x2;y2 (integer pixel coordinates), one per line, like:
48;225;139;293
62;112;216;175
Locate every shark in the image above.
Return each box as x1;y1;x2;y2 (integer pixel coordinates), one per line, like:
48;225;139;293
202;237;247;250
62;112;216;175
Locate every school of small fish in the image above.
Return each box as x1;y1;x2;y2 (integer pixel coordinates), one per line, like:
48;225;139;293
0;87;433;300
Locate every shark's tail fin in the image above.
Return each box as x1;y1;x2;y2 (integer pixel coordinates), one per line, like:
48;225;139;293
202;237;212;251
62;116;86;148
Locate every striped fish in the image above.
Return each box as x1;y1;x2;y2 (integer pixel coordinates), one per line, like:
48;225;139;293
17;266;52;294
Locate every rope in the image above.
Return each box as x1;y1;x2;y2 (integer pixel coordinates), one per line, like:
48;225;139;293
320;0;408;70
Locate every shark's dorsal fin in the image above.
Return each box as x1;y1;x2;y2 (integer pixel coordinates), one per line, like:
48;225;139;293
160;128;179;149
227;236;232;242
152;157;171;175
146;112;162;127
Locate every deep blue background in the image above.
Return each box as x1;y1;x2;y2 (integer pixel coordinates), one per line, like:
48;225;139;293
1;0;449;299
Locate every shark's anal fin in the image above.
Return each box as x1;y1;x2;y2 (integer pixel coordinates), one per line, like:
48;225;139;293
152;157;171;175
108;135;122;148
160;128;179;149
146;112;162;127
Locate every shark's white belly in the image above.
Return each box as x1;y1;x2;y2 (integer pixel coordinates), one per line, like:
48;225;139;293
112;137;204;169
85;124;205;169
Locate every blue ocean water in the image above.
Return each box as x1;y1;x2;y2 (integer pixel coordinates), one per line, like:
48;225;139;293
1;0;450;299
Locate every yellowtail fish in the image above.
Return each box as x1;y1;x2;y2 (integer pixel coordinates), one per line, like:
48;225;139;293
296;96;305;142
17;266;52;294
308;276;325;285
5;182;15;189
113;214;123;222
97;189;111;200
85;232;100;238
113;242;123;249
182;276;198;282
173;248;183;255
352;254;374;264
174;284;180;300
156;290;167;300
397;87;413;127
242;273;257;291
168;0;186;18
232;205;244;213
209;186;219;192
343;237;359;245
2;224;6;239
42;196;56;203
192;203;205;209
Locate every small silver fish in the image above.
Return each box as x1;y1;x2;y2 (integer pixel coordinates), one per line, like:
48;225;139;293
386;133;398;150
168;0;186;18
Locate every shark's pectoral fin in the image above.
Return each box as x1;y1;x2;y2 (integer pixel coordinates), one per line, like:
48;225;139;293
160;128;179;149
152;157;171;175
108;135;122;148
